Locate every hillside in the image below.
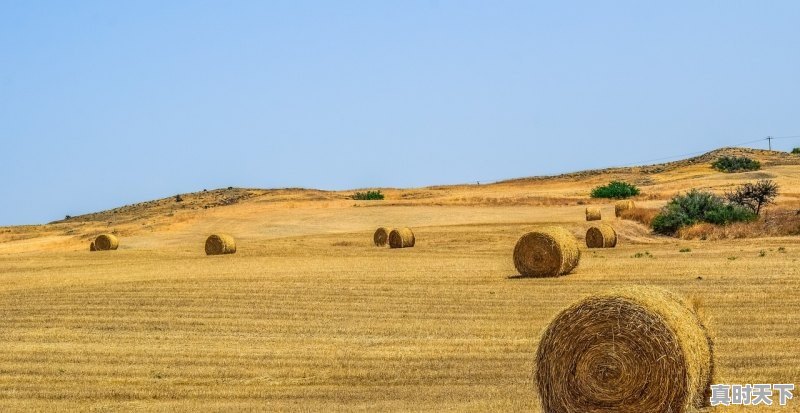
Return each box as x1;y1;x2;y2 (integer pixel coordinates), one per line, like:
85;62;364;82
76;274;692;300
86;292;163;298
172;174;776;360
1;148;799;412
2;147;799;254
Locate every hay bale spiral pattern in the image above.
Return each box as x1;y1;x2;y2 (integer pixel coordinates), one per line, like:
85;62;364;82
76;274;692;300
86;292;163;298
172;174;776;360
513;227;580;277
586;223;617;248
536;286;713;413
615;200;635;217
93;234;119;251
585;207;602;221
205;234;237;255
388;228;415;248
373;227;392;247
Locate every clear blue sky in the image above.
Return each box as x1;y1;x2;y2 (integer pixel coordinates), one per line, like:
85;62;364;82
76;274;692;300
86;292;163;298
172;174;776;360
2;1;799;225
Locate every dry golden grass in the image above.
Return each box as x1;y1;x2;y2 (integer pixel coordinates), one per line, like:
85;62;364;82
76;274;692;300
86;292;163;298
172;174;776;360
619;206;661;227
1;148;799;411
1;224;799;411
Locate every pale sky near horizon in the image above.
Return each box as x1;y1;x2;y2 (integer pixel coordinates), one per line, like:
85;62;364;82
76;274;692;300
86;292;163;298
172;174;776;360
2;1;799;225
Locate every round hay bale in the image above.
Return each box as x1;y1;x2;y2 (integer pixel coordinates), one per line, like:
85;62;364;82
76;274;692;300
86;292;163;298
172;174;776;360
513;227;580;277
615;199;636;217
94;234;119;251
536;286;713;413
585;207;601;221
373;227;392;247
388;227;415;248
205;234;236;255
586;223;617;248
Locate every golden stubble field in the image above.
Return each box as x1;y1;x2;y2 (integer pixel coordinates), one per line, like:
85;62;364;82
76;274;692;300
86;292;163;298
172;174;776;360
1;148;799;412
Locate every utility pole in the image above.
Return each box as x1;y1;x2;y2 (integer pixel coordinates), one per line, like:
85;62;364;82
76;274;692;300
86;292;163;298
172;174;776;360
766;136;773;150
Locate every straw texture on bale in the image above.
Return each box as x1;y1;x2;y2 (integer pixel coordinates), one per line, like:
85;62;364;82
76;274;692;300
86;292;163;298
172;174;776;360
615;199;636;217
205;234;236;255
93;234;119;251
586;223;617;248
536;286;714;413
585;207;602;221
373;227;392;247
89;242;96;252
513;227;580;277
388;227;415;248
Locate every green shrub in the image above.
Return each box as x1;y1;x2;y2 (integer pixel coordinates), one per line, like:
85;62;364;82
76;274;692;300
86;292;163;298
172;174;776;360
711;156;761;173
352;190;384;200
651;190;756;235
590;181;640;199
792;148;800;154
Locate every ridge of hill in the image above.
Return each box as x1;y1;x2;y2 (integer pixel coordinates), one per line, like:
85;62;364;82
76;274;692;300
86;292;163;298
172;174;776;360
51;147;800;225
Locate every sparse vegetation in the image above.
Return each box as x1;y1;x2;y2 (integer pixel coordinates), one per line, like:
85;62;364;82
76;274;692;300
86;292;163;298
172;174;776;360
590;181;640;199
711;156;761;173
792;147;800;154
175;194;183;203
679;248;691;253
619;207;660;227
352;190;385;200
677;208;800;240
651;190;756;236
726;179;778;215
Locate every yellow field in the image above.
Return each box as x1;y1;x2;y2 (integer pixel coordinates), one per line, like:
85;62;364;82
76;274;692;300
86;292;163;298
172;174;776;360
1;148;799;411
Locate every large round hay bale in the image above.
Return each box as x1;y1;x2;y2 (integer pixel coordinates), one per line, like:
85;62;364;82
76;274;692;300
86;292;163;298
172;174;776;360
205;234;236;255
513;227;580;277
89;242;96;252
373;227;392;247
94;234;119;251
615;199;636;217
585;207;601;221
586;223;617;248
536;286;713;413
388;227;415;248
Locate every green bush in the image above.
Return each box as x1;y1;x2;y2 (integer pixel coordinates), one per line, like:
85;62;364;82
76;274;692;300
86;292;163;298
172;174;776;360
792;148;800;154
590;181;640;199
711;156;761;173
651;190;756;235
352;190;384;200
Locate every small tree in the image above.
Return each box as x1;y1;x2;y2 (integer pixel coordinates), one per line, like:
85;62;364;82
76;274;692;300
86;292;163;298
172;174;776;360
352;190;384;200
792;148;800;154
711;156;761;173
726;179;779;215
590;181;640;199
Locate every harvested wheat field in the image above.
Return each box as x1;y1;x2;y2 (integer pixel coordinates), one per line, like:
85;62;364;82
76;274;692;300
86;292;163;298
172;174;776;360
0;148;799;412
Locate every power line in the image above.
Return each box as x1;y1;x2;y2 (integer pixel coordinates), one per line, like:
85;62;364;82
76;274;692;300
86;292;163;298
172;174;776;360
476;133;800;185
618;137;767;167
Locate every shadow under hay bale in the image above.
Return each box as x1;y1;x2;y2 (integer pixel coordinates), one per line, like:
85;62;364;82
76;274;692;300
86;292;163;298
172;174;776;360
615;199;636;217
94;234;119;251
585;207;601;221
89;242;96;252
373;227;392;247
205;234;236;255
586;223;617;248
388;227;415;248
513;227;580;277
536;286;713;413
